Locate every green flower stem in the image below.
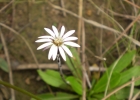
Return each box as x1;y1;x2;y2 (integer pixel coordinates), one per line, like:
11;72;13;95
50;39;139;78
0;80;41;100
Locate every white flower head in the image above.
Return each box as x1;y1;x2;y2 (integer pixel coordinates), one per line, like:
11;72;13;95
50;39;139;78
35;25;80;61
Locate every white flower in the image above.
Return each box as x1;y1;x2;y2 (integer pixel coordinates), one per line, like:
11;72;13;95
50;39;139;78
35;25;80;61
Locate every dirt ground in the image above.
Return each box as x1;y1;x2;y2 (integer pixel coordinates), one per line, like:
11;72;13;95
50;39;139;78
0;0;134;99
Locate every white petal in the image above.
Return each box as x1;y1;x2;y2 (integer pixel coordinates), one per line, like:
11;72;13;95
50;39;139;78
53;45;58;60
35;39;52;42
43;45;51;51
38;36;54;39
48;44;56;60
61;45;73;57
37;42;52;50
60;26;65;37
44;28;55;38
52;26;59;37
59;47;66;61
62;30;75;39
63;37;78;41
64;42;80;47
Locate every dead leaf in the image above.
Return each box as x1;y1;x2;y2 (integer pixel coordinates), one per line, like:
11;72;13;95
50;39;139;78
25;77;31;85
92;64;101;80
86;9;92;16
25;75;35;85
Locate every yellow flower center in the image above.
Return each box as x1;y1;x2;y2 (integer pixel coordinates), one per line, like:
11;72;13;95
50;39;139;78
53;38;63;46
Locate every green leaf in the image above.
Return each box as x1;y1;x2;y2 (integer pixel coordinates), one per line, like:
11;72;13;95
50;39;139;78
66;76;82;95
92;66;140;95
91;50;135;94
93;93;104;99
0;58;9;72
93;87;140;100
87;97;98;100
31;92;79;100
108;50;136;73
115;87;130;100
93;93;119;100
92;72;121;93
109;95;120;100
92;66;140;98
65;47;82;78
37;70;67;89
135;78;140;86
135;80;140;86
118;66;140;86
115;87;140;100
65;55;75;75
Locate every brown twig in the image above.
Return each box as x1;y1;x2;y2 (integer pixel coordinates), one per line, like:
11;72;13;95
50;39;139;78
82;21;91;89
12;63;69;70
77;0;83;54
0;29;15;100
81;20;86;100
89;66;106;71
12;63;106;72
60;0;66;16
